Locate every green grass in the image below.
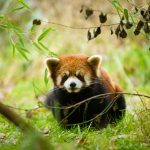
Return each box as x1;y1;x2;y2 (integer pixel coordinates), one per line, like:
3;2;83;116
0;110;150;149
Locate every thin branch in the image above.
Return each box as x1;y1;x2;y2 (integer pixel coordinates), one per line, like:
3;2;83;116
64;95;120;126
5;92;150;112
5;104;40;112
47;92;150;110
42;20;119;30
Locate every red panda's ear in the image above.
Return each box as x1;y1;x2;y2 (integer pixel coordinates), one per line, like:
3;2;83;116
87;55;102;77
45;57;60;75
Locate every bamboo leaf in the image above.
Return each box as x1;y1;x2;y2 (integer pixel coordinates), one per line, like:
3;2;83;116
10;39;16;56
38;42;57;56
17;0;31;10
33;42;57;56
20;47;30;54
18;50;29;60
12;6;24;12
15;43;29;60
11;43;16;56
44;68;49;87
33;42;43;51
38;42;49;51
38;28;53;42
112;0;123;12
124;9;129;21
12;43;16;56
19;38;25;47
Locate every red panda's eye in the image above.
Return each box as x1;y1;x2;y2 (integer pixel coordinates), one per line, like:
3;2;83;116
76;74;81;78
64;74;68;78
76;74;84;82
63;74;69;79
61;74;69;84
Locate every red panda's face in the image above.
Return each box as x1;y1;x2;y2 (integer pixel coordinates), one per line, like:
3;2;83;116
46;54;102;93
56;70;88;93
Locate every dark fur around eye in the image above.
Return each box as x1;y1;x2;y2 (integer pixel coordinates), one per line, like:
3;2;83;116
61;74;68;85
76;74;85;82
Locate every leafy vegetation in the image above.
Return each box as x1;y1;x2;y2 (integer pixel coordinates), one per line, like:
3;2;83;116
81;1;150;46
0;0;150;149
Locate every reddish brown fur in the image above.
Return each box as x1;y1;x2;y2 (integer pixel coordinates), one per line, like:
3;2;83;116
50;54;123;96
58;54;94;75
52;54;96;85
46;54;126;127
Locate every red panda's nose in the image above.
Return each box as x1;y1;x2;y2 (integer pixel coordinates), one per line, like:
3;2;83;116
70;82;76;88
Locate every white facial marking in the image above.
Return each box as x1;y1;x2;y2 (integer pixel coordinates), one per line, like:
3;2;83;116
64;77;83;93
75;70;80;76
63;71;69;76
56;71;69;86
84;75;91;86
56;75;62;86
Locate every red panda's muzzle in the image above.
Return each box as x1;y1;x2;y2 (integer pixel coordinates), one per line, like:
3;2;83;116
63;76;84;93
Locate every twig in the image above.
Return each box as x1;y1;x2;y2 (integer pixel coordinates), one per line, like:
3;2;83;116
2;92;150;112
47;92;150;110
5;104;40;112
65;95;120;126
42;20;119;30
136;109;150;115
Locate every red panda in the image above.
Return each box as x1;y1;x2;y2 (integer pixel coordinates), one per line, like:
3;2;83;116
45;54;126;128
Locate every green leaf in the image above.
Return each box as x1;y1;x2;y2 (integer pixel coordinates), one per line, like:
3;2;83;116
33;41;57;56
38;28;54;42
38;42;57;56
12;6;24;12
15;42;29;60
33;42;43;51
17;0;31;10
44;68;49;87
112;0;123;12
12;43;16;56
33;41;48;55
18;50;29;60
30;24;37;32
124;9;129;21
0;15;4;20
38;42;49;51
19;38;25;47
20;47;30;54
10;39;16;56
